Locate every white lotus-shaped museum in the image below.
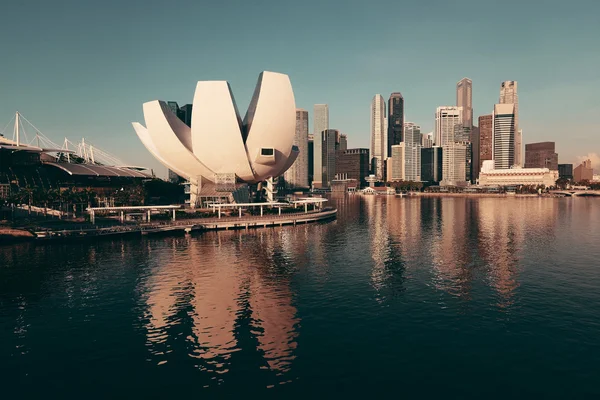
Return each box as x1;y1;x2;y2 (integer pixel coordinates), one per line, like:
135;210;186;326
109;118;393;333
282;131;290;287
132;71;298;186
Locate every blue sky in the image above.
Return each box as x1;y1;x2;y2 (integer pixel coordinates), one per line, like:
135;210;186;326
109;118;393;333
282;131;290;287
1;0;599;175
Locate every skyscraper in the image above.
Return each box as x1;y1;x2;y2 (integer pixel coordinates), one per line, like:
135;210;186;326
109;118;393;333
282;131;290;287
441;143;468;186
471;125;480;182
308;134;314;185
387;93;404;157
389;144;406;182
478;114;493;177
338;133;348;151
284;109;309;188
435;106;462;146
456;78;473;129
313;104;329;188
335;148;370;187
493;103;516;169
421;133;433;148
404;122;422;182
525;142;558;171
321;129;338;187
370;94;386;179
421;147;443;182
499;81;520;166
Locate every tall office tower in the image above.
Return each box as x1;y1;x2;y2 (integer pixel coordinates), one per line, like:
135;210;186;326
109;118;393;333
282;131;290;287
338;134;348;151
441;143;468;186
421;146;443;182
321;129;338;187
492;104;516;169
167;101;180;116
284;109;309;188
312;104;329;187
479;114;493;174
335;148;370;187
471;126;480;182
499;81;520;165
179;104;193;127
435;106;463;146
387;93;404;156
370;94;386;179
403;122;422;181
389;144;406;182
525;142;558;170
421;133;433;148
574;159;593;182
308;134;314;185
456;78;473;129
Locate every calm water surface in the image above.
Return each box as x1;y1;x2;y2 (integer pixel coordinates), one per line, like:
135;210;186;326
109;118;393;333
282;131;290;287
1;196;600;398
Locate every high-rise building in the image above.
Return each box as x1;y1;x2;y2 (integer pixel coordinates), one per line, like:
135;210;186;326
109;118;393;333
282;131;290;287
574;159;593;182
284;109;309;188
492;104;516;169
335;148;370;187
499;81;520;166
312;104;329;188
435;106;462;146
441;143;468;186
338;133;348;151
370;94;386;179
308;134;314;185
558;164;573;180
389;144;406;182
525;142;558;171
479;114;493;178
403;122;422;182
387;93;404;157
471;125;480;183
421;132;433;148
456;78;473;129
421;147;443;183
321;129;338;187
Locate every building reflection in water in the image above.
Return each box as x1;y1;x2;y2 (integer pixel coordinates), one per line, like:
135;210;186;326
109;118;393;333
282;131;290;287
138;229;299;381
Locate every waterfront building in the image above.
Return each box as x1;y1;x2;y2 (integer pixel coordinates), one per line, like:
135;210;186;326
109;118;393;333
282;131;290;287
313;104;329;188
499;81;521;166
308;134;314;185
471;125;480;183
574;159;593;182
284;109;309;188
132;71;298;206
403;122;422;182
422;132;433;148
441;143;468;186
492;104;516;169
335;148;370;187
478;160;559;187
321;129;338;187
388;144;406;182
421;146;443;183
478;114;493;177
525;142;558;171
456;78;473;129
435;106;462;146
387;93;404;157
370;94;387;179
404;122;421;147
558;163;573;180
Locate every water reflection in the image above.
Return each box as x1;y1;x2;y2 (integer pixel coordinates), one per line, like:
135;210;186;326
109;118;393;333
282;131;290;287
138;230;299;382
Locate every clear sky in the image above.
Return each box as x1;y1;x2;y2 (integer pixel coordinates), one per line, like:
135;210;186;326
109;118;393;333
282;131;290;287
1;0;599;176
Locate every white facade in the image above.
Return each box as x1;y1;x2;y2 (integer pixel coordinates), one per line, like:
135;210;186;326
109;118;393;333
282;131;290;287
479;160;558;187
313;104;329;187
284;109;309;188
500;81;520;166
371;94;386;180
493;103;516;169
403;122;421;182
421;132;433;148
389;144;405;182
133;71;298;205
435;106;463;146
441;143;468;186
456;78;473;129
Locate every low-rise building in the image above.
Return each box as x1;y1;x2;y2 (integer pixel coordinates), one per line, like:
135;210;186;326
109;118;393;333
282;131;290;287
478;160;558;187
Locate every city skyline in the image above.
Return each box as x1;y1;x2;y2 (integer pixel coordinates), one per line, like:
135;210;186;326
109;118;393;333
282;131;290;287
0;0;598;176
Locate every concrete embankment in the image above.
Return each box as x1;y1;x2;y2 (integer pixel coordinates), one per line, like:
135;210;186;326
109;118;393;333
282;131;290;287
0;227;35;243
33;208;338;241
